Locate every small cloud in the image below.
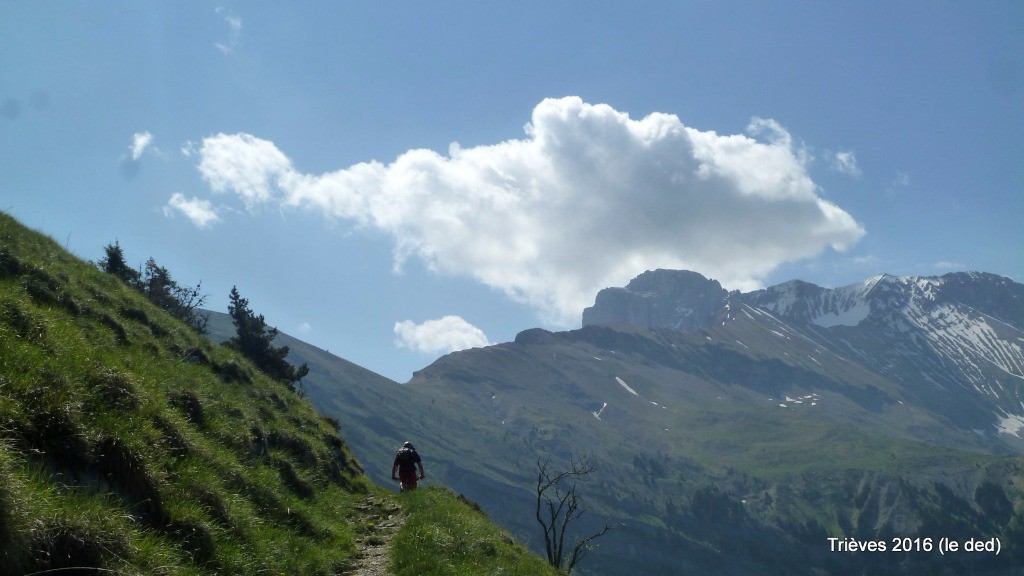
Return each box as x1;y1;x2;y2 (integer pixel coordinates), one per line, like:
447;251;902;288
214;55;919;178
394;316;491;355
120;131;156;178
164;193;221;228
935;261;963;270
214;7;242;54
297;321;313;334
181;140;196;158
829;150;861;177
885;171;911;198
130;131;154;161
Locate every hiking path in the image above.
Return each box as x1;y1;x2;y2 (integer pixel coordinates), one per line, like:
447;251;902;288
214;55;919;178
345;495;404;576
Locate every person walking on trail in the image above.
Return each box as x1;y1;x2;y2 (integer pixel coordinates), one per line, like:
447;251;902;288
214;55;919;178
392;441;425;491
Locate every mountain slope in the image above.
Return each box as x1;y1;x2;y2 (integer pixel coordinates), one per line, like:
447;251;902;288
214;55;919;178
739;271;1024;444
283;268;1024;575
203;310;415;487
0;211;557;576
0;212;377;574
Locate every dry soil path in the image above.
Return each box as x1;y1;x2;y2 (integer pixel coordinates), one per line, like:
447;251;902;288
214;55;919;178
345;495;404;576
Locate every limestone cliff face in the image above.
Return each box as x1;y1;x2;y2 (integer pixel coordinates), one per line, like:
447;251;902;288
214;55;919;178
582;269;728;331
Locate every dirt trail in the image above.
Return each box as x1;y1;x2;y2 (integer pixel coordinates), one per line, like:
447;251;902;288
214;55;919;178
345;495;403;576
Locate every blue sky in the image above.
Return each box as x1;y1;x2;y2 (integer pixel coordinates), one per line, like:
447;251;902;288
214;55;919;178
3;2;1022;382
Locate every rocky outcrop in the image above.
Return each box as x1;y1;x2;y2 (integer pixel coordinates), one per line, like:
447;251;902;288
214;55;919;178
582;269;728;331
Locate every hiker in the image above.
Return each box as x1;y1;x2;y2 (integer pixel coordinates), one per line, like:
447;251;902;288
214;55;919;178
392;441;425;491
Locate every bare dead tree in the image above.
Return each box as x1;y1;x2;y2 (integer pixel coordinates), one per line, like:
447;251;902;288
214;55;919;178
535;455;612;574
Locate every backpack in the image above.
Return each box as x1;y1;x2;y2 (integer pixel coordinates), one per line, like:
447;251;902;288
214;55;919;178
396;448;419;473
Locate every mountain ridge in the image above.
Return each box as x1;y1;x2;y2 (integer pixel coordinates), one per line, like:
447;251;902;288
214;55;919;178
263;267;1024;575
587;269;1024;447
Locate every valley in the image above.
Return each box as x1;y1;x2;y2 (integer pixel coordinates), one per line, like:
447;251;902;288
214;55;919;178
208;269;1024;575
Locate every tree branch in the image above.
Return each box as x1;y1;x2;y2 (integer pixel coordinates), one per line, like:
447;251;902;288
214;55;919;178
533;455;611;574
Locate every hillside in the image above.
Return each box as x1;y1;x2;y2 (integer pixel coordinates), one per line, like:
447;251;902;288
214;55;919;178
0;211;556;576
0;212;373;574
203;310;408;489
259;269;1024;575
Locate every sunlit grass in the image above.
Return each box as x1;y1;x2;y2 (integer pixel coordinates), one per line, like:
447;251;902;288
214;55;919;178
391;486;558;576
0;211;366;574
0;209;551;575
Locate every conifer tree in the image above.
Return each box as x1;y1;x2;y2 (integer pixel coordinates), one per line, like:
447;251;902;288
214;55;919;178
140;258;209;334
98;243;208;333
141;258;178;312
99;241;140;286
226;286;308;390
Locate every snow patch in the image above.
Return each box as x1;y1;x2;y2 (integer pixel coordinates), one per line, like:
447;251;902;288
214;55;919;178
813;302;871;327
997;413;1024;438
616;377;639;396
781;393;821;409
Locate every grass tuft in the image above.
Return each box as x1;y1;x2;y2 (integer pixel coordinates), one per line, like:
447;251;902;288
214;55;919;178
0;248;23;277
93;435;165;522
85;366;139;412
0;296;47;342
168;389;206;427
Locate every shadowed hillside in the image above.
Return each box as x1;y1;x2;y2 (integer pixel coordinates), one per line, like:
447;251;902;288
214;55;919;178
228;268;1024;575
0;211;557;576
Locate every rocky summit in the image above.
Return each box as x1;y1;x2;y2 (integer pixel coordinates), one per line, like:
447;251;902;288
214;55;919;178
582;269;728;331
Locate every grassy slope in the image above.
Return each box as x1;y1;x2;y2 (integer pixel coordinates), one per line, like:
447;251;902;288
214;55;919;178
0;211;555;576
392;487;557;576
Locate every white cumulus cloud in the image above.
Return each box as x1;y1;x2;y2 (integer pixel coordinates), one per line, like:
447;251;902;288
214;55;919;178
394;316;491;354
191;96;865;325
130;131;154;161
197;133;290;210
163;193;221;228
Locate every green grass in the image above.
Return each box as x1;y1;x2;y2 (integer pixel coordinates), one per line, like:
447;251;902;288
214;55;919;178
0;211;373;574
0;210;556;575
391;486;559;576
